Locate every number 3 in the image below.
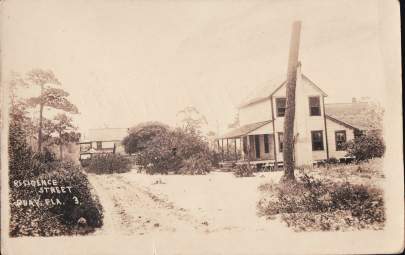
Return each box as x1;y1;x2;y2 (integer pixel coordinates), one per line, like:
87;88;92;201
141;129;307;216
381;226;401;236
73;196;79;205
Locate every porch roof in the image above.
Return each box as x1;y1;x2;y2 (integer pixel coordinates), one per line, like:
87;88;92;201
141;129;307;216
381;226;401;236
218;120;273;139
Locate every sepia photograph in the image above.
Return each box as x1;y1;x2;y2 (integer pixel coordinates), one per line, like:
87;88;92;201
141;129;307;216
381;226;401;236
0;0;403;254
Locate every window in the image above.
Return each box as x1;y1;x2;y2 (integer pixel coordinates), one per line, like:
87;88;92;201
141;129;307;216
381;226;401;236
278;132;284;152
354;129;364;138
80;143;91;152
264;134;269;153
276;98;286;117
311;131;324;151
335;130;347;151
309;96;321;116
96;141;102;150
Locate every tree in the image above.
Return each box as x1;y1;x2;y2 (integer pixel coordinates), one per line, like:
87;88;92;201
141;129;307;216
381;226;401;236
176;106;208;133
8;71;28;106
50;113;81;160
122;122;213;174
122;122;170;154
282;21;301;182
7;71;36;149
25;69;78;152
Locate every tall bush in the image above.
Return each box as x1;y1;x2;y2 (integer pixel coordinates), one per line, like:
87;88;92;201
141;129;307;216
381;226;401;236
123;123;213;174
344;132;385;161
86;154;131;174
122;122;170;154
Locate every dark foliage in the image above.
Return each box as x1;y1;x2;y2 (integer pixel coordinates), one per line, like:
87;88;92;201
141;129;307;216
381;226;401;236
122;122;170;154
178;153;211;175
344;132;385;161
85;154;132;174
123;123;213;175
9;103;103;237
324;157;338;164
234;164;254;177
258;173;385;231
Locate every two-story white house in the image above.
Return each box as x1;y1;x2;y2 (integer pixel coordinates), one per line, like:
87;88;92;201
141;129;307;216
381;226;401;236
218;63;381;168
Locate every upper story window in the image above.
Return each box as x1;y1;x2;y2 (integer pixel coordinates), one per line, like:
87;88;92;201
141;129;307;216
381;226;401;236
311;130;324;151
335;130;347;151
276;98;286;117
309;96;321;116
96;141;102;150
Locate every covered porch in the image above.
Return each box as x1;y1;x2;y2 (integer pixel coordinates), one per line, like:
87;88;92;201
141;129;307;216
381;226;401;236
216;120;283;170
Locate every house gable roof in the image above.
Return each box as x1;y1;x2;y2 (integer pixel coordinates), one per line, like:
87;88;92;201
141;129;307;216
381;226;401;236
325;102;382;131
238;74;327;109
325;115;357;130
219;120;272;139
83;128;129;142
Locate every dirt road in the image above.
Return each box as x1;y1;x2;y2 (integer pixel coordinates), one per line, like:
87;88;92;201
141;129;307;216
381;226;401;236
87;170;291;237
88;173;209;236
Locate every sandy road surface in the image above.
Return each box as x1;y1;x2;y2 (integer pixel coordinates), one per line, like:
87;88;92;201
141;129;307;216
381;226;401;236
88;173;208;236
87;170;289;236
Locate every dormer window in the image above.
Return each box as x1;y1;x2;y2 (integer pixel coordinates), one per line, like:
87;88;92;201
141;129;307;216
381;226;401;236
276;98;286;117
309;96;321;116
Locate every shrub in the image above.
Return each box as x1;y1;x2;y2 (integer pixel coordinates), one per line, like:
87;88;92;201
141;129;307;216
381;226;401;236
122;122;170;154
86;154;131;174
344;132;385;161
40;164;103;228
325;157;338;164
9;162;103;237
258;173;385;231
126;123;213;174
178;153;211;175
234;164;254;177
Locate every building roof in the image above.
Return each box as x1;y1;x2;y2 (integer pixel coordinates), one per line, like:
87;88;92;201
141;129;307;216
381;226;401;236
219;120;272;139
238;74;327;109
325;102;383;131
82;128;129;142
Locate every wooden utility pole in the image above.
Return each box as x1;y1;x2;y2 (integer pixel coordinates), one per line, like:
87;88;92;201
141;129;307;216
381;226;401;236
282;21;301;182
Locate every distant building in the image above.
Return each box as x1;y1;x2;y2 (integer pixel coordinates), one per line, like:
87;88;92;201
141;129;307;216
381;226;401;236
218;63;382;167
78;128;129;161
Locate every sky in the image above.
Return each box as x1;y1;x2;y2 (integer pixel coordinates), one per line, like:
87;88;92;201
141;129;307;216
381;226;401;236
1;0;390;135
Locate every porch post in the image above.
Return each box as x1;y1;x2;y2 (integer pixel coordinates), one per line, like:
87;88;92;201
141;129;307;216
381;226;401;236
246;135;251;169
221;139;224;162
226;139;229;158
270;96;278;170
240;137;244;160
234;139;237;161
